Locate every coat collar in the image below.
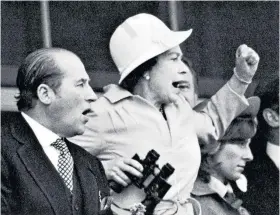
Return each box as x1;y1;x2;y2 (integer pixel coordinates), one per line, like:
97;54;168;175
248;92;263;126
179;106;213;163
192;176;234;197
10;112;38;146
103;84;132;104
192;176;243;210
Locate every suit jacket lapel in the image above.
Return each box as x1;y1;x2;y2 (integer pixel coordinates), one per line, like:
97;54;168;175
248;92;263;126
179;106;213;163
11;113;71;214
68;142;99;215
66;140;99;214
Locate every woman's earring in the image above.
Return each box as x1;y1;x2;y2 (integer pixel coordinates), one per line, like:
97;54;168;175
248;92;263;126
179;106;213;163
144;75;150;80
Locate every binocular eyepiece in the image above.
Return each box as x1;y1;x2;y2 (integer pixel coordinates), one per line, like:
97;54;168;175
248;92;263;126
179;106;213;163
109;149;160;193
144;163;175;198
142;163;174;213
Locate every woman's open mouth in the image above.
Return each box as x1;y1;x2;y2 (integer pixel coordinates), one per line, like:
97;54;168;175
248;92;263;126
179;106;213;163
82;108;93;116
172;81;189;89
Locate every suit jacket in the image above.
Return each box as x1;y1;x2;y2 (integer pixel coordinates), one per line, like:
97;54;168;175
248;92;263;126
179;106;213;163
1;112;112;215
239;139;279;215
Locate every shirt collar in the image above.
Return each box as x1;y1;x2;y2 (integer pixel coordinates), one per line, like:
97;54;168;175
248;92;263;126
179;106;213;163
266;141;279;169
192;176;232;197
208;176;233;198
21;112;60;147
103;84;133;103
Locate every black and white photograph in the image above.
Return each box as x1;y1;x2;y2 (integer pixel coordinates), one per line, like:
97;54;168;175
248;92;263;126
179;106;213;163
1;1;279;215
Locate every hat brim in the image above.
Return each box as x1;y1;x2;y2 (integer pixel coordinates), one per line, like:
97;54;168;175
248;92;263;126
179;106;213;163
118;29;193;84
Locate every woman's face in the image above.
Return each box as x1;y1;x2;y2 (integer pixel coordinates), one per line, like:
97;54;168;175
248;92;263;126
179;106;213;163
147;46;195;105
210;139;254;182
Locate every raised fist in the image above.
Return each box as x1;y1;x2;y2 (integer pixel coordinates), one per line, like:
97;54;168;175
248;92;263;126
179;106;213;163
234;44;260;84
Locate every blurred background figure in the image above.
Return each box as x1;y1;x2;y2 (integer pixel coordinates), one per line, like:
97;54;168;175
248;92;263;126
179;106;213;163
192;97;260;215
180;57;199;107
240;77;279;215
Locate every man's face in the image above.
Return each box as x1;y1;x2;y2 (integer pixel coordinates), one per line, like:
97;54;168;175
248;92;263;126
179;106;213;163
178;63;197;108
211;139;253;182
148;46;195;105
49;53;97;137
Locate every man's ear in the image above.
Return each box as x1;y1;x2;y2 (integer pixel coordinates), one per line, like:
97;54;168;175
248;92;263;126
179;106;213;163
263;108;279;128
37;84;55;105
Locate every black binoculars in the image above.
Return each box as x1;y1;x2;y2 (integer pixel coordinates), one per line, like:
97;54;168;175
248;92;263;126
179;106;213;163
109;149;175;214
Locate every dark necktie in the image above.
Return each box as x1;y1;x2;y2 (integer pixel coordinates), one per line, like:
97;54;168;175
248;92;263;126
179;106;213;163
224;192;243;209
51;138;74;193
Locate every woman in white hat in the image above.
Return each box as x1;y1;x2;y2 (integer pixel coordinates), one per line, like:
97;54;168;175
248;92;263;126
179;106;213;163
71;13;260;215
191;96;260;215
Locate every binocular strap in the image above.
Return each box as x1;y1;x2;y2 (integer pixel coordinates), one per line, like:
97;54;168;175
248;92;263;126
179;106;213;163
111;199;179;215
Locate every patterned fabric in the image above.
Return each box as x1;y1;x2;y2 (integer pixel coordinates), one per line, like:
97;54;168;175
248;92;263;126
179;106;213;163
51;138;74;192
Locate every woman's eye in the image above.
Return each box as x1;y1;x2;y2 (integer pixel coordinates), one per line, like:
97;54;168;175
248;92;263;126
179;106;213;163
239;141;249;148
77;83;85;87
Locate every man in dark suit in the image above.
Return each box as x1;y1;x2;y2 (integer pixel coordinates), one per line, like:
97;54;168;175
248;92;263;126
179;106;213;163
1;48;113;215
240;77;279;215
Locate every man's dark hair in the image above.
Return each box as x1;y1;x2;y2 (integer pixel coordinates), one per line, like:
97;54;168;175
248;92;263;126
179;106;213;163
255;77;279;135
120;56;158;92
15;48;66;111
249;77;279;155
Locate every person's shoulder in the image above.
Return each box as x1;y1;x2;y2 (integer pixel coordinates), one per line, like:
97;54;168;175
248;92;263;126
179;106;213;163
192;176;213;196
1;112;25;159
98;84;133;108
90;86;128;115
1;111;21;143
193;192;226;215
1;111;19;127
88;85;133;123
90;96;112;115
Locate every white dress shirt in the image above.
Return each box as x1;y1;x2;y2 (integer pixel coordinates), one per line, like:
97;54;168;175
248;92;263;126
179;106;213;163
21;112;61;171
266;141;279;170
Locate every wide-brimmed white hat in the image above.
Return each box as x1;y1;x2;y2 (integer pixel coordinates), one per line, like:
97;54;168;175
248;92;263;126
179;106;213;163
109;13;193;84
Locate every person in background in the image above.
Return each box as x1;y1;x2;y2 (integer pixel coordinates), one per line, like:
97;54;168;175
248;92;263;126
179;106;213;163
191;96;260;215
71;13;260;215
240;77;279;215
1;48;113;215
180;57;199;108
